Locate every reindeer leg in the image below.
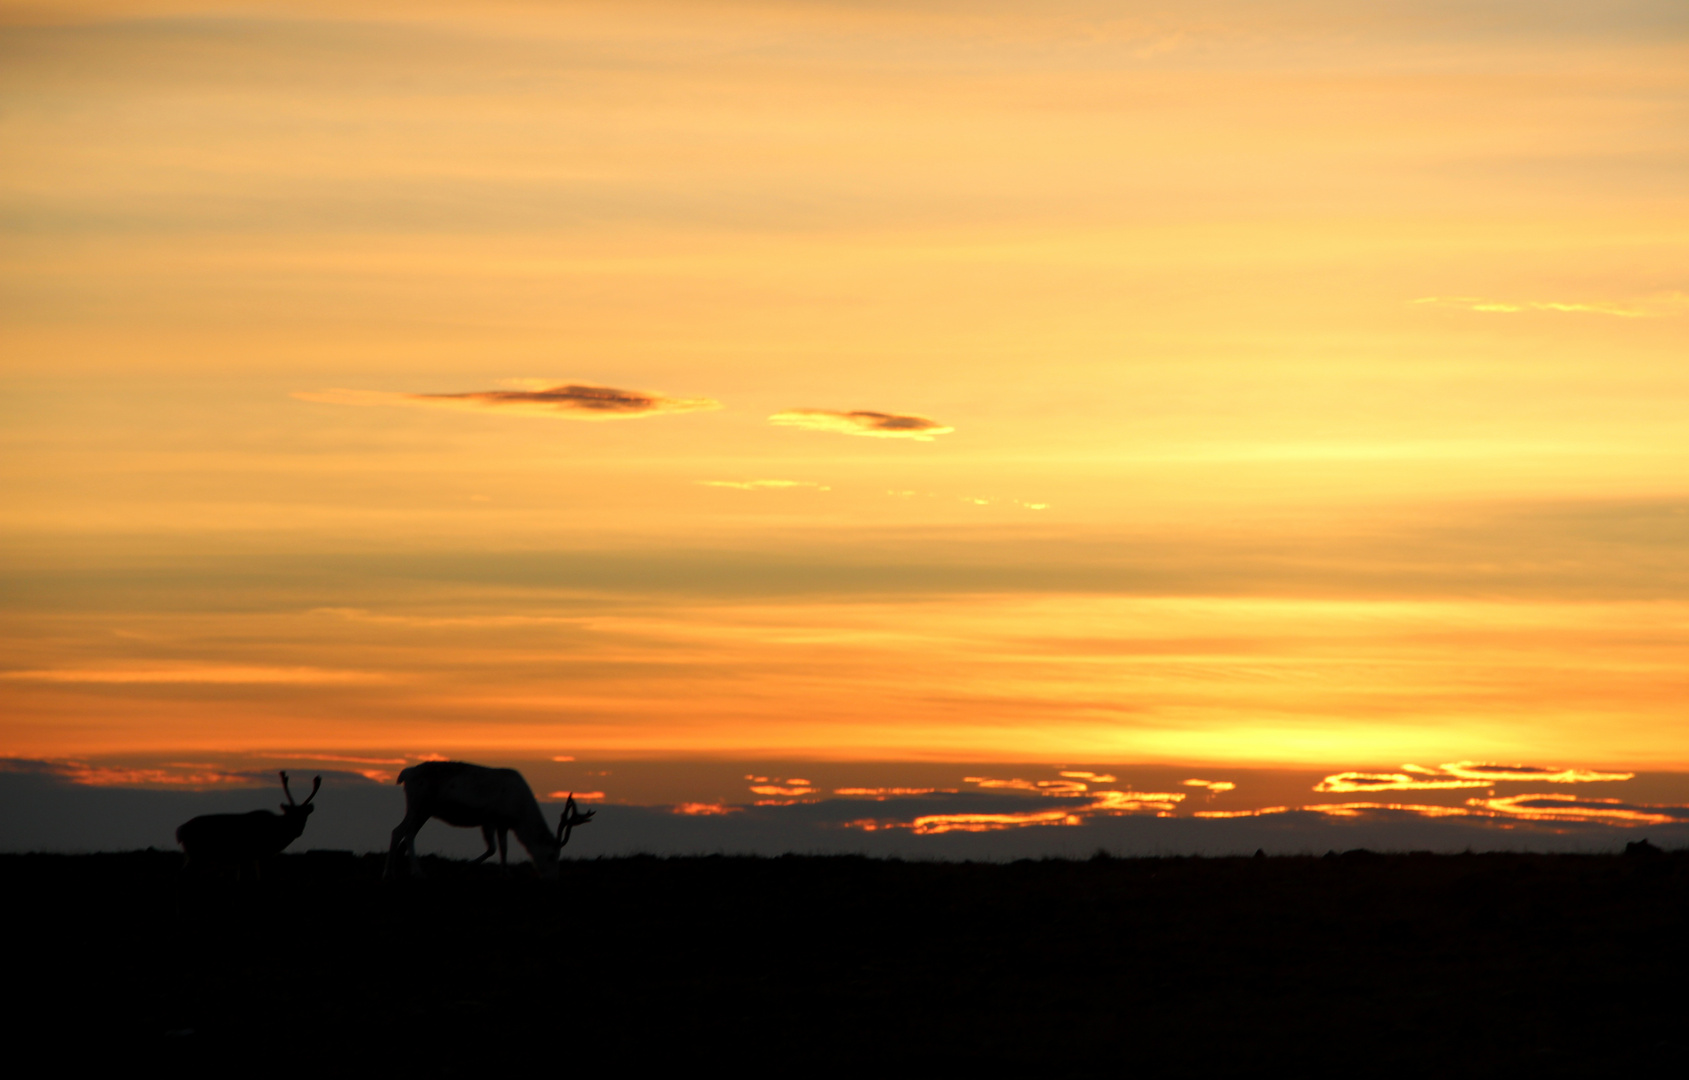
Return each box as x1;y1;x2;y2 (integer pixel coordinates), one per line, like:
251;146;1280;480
386;813;428;879
497;828;510;873
384;822;410;879
472;825;497;865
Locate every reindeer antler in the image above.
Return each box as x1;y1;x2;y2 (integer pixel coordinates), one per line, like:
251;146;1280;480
556;793;596;848
280;772;322;806
556;794;573;845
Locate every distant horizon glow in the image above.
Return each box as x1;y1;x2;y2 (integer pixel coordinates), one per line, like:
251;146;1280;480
6;751;1687;853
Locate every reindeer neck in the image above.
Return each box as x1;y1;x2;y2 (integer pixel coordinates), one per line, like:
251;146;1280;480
279;811;311;841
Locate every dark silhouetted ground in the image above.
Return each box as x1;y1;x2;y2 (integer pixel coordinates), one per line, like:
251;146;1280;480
7;849;1684;1074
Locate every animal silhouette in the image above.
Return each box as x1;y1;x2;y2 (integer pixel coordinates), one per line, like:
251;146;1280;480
176;771;321;877
385;761;594;880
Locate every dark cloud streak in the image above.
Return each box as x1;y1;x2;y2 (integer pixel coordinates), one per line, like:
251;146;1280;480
417;384;660;414
769;409;954;441
293;381;721;420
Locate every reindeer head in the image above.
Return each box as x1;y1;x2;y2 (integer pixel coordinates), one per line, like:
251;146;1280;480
554;793;596;849
279;771;321;820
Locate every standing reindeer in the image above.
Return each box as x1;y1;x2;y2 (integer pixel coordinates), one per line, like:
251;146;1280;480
385;761;595;880
176;772;321;878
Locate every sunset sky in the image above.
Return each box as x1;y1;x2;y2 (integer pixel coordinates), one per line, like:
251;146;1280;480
3;2;1688;845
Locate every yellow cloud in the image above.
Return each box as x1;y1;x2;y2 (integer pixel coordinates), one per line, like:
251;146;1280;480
1411;295;1689;318
1182;778;1236;793
965;775;1088;794
896;788;1187;833
749;783;818;797
1086;790;1184;814
910;808;1082;834
672;802;740;816
1314;771;1488;794
698;479;830;490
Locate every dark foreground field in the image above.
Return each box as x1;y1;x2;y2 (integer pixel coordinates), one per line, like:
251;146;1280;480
8;849;1685;1074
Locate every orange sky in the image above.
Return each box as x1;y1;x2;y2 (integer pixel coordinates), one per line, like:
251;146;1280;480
3;0;1688;774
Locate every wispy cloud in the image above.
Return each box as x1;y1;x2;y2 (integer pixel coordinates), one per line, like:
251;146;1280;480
1182;759;1665;827
898;790;1190;834
1412;294;1688;318
1315;771;1488;794
250;751;408;782
294;379;721;420
3;757;267;789
0;665;391;685
957;496;1049;510
671;802;738;816
841;773;1189;834
1468;793;1689;827
819;761;1673;837
312;607;585;630
1435;761;1634;784
1315;761;1633;793
1300;801;1476;819
1196;793;1689;829
964;775;1090;794
1084;791;1186;814
906;808;1084;834
252;752;408;766
1182;778;1236;793
749;783;818;797
2;754;422;788
769;409;953;441
698;479;830;491
744;774;819;802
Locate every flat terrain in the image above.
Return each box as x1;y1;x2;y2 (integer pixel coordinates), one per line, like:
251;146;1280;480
8;849;1685;1073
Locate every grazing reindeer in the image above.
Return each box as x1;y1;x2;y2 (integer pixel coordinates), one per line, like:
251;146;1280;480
176;772;321;878
385;761;594;880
